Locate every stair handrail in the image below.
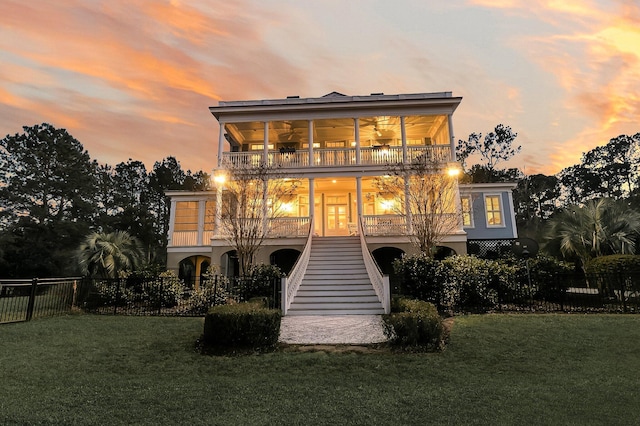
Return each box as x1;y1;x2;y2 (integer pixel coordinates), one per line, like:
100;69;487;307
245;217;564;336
358;216;391;314
281;216;314;315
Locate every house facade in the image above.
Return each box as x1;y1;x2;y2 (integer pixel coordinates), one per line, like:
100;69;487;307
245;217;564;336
165;92;517;314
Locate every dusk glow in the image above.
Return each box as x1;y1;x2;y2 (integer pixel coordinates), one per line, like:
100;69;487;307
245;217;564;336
1;0;638;175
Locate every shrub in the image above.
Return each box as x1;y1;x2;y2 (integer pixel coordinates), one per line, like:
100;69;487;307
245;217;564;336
184;282;229;315
440;256;500;310
393;254;448;307
383;298;445;351
142;271;185;309
202;301;281;350
93;280;133;307
242;264;283;301
586;255;640;302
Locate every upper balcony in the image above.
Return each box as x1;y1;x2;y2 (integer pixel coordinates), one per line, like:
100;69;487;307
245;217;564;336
221;144;451;170
217;113;456;173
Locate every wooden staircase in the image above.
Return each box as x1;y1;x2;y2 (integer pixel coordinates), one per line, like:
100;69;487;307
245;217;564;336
287;236;385;315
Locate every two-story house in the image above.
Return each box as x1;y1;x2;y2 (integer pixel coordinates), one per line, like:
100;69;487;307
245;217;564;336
165;92;517;315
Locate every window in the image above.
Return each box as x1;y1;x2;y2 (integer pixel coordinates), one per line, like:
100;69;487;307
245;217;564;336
461;196;473;227
485;195;504;227
175;201;198;231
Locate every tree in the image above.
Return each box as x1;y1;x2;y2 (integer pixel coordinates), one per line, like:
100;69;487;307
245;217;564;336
76;230;145;278
456;124;520;182
0;124;100;277
0;123;100;226
218;164;299;275
514;173;559;239
373;158;460;255
544;198;640;273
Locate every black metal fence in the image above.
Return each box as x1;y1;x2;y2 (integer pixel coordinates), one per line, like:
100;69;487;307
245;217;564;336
77;275;281;316
408;271;640;314
0;278;80;324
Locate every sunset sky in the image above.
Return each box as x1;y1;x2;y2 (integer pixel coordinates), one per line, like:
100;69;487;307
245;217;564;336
1;0;638;175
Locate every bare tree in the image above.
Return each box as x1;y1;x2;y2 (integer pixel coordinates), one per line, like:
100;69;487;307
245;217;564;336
373;157;461;255
217;163;299;275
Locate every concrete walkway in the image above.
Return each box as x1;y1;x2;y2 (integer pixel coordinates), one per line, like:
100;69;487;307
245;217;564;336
279;315;388;345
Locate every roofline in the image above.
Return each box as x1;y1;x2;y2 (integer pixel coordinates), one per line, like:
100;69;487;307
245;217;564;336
209;92;462;121
459;182;518;190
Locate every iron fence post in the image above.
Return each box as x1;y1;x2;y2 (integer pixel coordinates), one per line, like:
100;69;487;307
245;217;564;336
25;278;38;321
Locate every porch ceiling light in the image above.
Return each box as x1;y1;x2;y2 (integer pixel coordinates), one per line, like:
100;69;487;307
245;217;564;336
447;167;461;177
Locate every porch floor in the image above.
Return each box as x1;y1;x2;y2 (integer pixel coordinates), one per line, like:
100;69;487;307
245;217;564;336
278;315;388;345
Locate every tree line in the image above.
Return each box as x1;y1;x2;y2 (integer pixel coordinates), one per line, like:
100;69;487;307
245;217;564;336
0;123;210;278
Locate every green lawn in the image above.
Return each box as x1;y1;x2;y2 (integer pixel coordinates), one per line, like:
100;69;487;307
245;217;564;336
1;314;639;425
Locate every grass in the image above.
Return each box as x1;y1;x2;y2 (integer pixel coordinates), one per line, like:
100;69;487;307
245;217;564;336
1;314;639;425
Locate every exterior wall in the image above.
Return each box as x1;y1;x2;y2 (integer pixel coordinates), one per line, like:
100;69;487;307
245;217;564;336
460;183;518;240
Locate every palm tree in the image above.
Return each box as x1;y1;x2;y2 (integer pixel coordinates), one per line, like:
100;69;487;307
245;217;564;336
76;230;145;278
545;198;640;272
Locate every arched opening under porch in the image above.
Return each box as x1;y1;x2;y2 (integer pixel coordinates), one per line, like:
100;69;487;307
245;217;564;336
372;246;405;295
269;248;301;275
178;255;211;289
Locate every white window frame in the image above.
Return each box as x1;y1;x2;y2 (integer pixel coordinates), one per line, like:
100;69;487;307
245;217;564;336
484;194;505;228
461;195;474;228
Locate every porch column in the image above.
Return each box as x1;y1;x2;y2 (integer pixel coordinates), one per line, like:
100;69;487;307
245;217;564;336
262;121;270;165
400;116;407;163
214;186;222;238
197;199;205;245
447;114;456;162
168;198;177;246
308;120;314;166
262;179;269;235
308;177;315;228
217;122;225;168
404;176;413;234
356;176;362;218
309;178;316;217
354;118;361;165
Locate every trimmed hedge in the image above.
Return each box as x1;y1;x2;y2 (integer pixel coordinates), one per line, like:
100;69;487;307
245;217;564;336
383;298;446;351
202;302;281;350
586;255;640;274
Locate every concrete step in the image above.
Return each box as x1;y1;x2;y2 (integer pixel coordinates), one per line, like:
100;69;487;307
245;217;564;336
292;295;381;304
287;307;386;315
296;289;377;297
300;284;374;291
288;301;384;310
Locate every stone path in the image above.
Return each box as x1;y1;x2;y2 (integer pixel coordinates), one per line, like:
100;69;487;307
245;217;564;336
279;315;388;345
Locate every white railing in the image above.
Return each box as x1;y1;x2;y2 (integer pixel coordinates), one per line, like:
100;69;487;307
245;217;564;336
170;231;198;246
363;215;408;236
221;145;451;169
269;217;311;237
281;217;314;315
358;217;390;314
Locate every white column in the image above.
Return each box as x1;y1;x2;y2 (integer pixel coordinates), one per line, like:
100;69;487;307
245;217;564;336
167;199;177;246
262;179;269;235
400;116;407;163
448;114;456;162
214;186;222;238
217;122;225;168
356;176;362;218
308;120;314;166
263;121;269;165
354;118;361;165
309;177;315;224
197;199;205;245
404;177;413;234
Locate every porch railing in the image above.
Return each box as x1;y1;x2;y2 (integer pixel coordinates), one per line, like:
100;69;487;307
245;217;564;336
363;215;407;236
358;217;390;314
269;217;311;237
281;217;314;315
221;145;451;169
